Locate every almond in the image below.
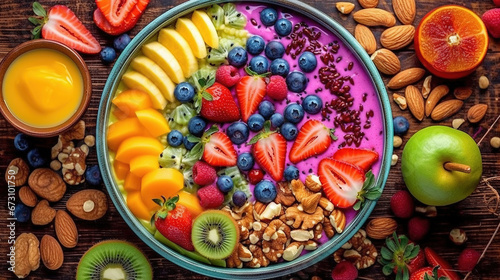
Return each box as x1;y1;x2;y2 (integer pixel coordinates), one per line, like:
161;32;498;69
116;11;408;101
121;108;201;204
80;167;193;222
355;24;377;54
330;209;346;234
422;75;433;98
66;189;108;220
467;104;488;123
366;217;398;239
28;168;66;202
54;210;78;248
454;86;473;100
392;0;416;25
387;68;426;89
353;8;396;27
358;0;378;9
32;200;56;226
371;48;400;75
431;99;464;121
40;235;63;270
19;186;38;207
405;85;425;121
380;25;415;50
393;93;407;110
425;85;449;116
336;2;355;15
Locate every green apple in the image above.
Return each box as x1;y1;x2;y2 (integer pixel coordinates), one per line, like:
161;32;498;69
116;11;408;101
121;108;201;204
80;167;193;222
401;126;482;206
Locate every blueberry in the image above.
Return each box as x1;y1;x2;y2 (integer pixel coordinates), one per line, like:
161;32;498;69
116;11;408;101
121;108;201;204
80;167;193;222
14;203;31;223
286;71;308;93
270;113;285;128
284;165;300;181
298;51;318;73
237;152;254;171
249;55;269;75
232;190;247;207
270;58;290;77
302;94;323;115
227;46;248;68
113;33;131;52
167;130;184;147
188;116;207;137
227;122;249;145
393;116;410;135
13;133;31;153
27;148;47;168
284;103;305;124
280;122;298;141
85;165;102;185
264;41;285;60
248;114;265;132
174;82;196;103
246;35;266;55
217;175;234;193
260;7;278;26
183;135;197;150
258;101;275;119
254;180;277;203
100;47;116;64
274;18;293;37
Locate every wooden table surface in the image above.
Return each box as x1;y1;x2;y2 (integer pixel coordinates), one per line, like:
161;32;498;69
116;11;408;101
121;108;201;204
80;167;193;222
1;0;499;279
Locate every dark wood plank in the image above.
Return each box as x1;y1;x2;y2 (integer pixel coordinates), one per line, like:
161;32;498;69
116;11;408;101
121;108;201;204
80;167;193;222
1;0;499;279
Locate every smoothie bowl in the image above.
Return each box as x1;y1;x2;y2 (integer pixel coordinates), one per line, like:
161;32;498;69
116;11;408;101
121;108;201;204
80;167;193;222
96;0;393;278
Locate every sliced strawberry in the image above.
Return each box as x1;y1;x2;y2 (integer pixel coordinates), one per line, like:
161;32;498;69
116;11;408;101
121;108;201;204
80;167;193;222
424;247;461;280
93;0;149;35
318;158;365;208
200;82;240;123
289;120;334;164
202;131;237;167
30;4;100;54
236;75;266;122
95;0;139;27
251;130;287;182
332;148;379;172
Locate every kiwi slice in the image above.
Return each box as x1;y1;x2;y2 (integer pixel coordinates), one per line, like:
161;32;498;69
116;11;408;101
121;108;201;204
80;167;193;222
191;210;239;260
76;240;152;280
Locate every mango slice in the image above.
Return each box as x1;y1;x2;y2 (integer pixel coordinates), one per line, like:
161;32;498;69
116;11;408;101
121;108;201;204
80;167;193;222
107;117;151;152
112;89;153;117
129;154;160;178
141;168;184;210
113;160;129;181
127;191;153;221
115;136;163;163
177;190;203;217
123;172;142;192
135;108;171;137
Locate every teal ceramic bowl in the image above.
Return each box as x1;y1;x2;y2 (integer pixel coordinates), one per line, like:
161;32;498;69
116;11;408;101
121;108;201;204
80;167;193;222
97;0;393;278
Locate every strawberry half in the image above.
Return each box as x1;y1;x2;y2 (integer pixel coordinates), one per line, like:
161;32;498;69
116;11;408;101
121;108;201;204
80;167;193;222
332;147;379;172
93;0;149;36
236;69;267;122
29;3;100;54
200;82;240;123
153;196;194;251
201;128;237;167
95;0;139;27
289;119;335;164
424;247;461;280
250;122;287;181
318;158;365;208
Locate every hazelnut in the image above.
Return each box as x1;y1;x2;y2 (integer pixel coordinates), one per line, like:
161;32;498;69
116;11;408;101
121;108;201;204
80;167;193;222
449;228;467;245
415;205;437;217
452;118;465;129
393;136;403;148
391;154;398;166
479;75;489;89
490;137;500;149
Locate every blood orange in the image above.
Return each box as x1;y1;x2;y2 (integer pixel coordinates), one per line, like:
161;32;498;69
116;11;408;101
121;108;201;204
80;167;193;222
415;5;488;79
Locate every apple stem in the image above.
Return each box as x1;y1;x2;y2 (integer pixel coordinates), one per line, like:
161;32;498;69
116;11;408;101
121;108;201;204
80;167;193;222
443;162;471;173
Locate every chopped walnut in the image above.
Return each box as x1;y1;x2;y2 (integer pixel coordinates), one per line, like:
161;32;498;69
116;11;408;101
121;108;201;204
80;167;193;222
62;168;86;185
330;209;346;234
313;223;323;241
283;242;304;261
61;147;87;185
274;181;296;206
236;203;254;241
263;219;290;241
305;174;322;192
227;244;253;268
262;229;287;262
290;229;314;241
246;245;270;268
319;197;334;213
249;221;267;244
258;202;282;221
333;229;378;269
322;216;335;239
302;240;318;251
285;205;324;230
61;120;85;143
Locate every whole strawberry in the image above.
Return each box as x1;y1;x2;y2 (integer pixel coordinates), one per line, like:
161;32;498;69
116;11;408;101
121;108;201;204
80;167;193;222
153;196;194;251
197;81;240;123
457;248;481;272
408;216;430;242
494;0;500;7
410;266;447;280
391;190;415;218
482;9;500;38
380;233;426;279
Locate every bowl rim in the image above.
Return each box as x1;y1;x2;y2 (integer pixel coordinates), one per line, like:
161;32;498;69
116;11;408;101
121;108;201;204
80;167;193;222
0;39;92;137
97;0;393;278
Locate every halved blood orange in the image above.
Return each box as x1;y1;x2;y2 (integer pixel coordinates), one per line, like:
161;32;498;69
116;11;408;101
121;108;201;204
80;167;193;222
415;5;488;79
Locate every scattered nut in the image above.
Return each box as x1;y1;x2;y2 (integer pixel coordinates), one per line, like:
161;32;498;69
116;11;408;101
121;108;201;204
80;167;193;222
452;118;466;129
393;136;403;148
366;218;398;239
422;75;432;98
425;85;449;117
19;186;38;207
330;209;347;234
290;229;314;241
453;86;473;100
467;104;488;123
391;154;398;166
40;235;64;270
274;182;296;207
305;174;322;193
50;160;62;171
283;242;304;261
415;205;437;217
336;2;355;15
80;144;89;156
55;210;78;248
66;189;108;220
28;168;66;202
358;0;378;9
31;200;56;226
430;99;463;122
479;75;489;89
6;158;29;187
84;135;95;147
405;85;425;121
449;228;467;245
393;93;407;110
333;229;377;269
490;137;500;149
13;233;40;278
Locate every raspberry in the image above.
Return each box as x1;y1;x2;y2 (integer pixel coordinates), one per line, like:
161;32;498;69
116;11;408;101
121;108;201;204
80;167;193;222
331;261;358;280
192;161;216;186
215;65;240;88
390;190;414;218
482;9;500;38
197;184;224;209
266;75;288;101
248;169;264;184
495;0;500;7
407;216;430;242
457;248;481;272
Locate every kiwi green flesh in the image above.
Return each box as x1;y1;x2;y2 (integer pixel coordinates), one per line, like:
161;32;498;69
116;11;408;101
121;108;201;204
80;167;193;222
191;211;238;260
153;230;212;265
76;240;152;280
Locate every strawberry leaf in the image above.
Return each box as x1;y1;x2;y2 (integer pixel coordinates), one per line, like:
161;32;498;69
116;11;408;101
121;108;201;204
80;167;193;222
353;171;380;210
203;125;219;138
187;135;201;143
33;2;46;17
329;128;338;141
186;142;204;161
202;91;213;101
